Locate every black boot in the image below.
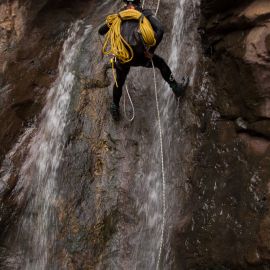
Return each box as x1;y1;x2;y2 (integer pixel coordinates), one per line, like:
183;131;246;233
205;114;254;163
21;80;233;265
110;102;120;121
170;76;189;98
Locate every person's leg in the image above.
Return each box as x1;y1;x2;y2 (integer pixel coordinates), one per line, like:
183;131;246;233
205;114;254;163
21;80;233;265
151;54;189;98
152;54;173;83
113;64;130;106
110;64;130;121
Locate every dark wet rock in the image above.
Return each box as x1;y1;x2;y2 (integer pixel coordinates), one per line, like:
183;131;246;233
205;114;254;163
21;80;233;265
0;0;270;269
0;0;93;163
201;0;253;17
171;1;270;269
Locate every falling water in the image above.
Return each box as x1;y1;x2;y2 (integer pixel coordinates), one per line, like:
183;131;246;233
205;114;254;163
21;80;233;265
132;0;200;269
161;0;200;268
10;21;92;270
0;0;200;269
168;0;199;84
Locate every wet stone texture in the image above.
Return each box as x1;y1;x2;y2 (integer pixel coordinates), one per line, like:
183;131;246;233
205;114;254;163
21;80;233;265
173;0;270;269
0;0;105;267
0;0;270;269
0;0;96;163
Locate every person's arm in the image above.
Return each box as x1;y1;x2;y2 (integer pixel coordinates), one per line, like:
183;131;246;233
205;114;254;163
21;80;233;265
143;9;164;46
98;24;109;36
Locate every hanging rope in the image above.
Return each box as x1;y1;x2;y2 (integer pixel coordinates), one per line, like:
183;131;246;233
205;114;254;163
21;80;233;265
142;0;146;9
142;0;161;16
151;59;166;270
124;85;135;122
121;1;166;267
155;0;161;16
100;3;166;267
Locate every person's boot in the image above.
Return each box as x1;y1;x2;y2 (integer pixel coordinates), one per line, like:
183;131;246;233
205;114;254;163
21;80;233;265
110;102;120;121
170;76;189;98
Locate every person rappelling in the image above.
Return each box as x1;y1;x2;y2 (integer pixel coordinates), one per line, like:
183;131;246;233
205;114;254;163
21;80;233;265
98;0;189;121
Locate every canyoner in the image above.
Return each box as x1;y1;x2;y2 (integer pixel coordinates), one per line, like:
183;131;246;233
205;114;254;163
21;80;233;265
98;0;189;121
99;0;189;269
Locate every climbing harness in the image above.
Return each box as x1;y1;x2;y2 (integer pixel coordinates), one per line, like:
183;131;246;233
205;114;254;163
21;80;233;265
102;9;156;63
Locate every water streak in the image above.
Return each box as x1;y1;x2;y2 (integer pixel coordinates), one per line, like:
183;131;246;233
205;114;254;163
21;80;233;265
133;0;200;269
13;21;92;270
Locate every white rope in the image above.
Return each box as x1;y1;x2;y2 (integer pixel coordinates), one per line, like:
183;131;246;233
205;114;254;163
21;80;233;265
151;59;166;270
141;0;160;16
122;2;165;268
155;0;161;16
142;0;146;9
123;85;135;122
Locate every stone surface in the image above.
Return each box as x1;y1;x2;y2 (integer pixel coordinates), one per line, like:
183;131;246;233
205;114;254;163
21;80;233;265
173;0;270;269
0;0;270;269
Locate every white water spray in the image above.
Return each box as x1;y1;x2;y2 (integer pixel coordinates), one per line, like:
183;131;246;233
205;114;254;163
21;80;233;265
133;0;199;269
12;21;92;270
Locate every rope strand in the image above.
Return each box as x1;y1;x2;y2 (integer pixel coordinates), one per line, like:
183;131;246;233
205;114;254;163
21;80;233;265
155;0;161;16
142;0;146;9
104;2;165;268
142;0;160;16
151;59;166;270
124;85;135;122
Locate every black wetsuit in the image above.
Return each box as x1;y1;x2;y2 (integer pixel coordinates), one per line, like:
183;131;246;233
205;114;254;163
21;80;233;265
99;4;176;106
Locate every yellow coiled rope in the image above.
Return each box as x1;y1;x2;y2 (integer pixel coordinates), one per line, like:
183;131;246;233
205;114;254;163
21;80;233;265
102;9;156;63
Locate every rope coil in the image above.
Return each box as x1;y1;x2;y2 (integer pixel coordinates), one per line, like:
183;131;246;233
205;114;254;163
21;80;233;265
102;9;156;63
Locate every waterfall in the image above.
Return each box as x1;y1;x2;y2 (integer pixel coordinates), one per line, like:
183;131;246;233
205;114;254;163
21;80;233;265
132;1;200;269
168;0;200;83
162;0;200;268
0;1;200;269
9;21;92;270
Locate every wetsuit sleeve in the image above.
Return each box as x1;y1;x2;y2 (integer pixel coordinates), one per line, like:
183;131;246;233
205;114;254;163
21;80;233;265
98;24;109;35
143;9;164;46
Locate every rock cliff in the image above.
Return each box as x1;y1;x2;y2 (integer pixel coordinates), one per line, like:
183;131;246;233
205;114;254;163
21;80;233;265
0;0;270;269
178;0;270;269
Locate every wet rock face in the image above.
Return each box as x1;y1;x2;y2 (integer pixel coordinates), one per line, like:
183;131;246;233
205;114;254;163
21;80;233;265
0;0;94;262
201;0;252;17
0;0;91;162
0;0;91;197
174;1;270;269
1;0;270;269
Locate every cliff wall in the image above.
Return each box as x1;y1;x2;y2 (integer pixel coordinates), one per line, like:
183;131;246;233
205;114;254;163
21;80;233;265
0;0;270;269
